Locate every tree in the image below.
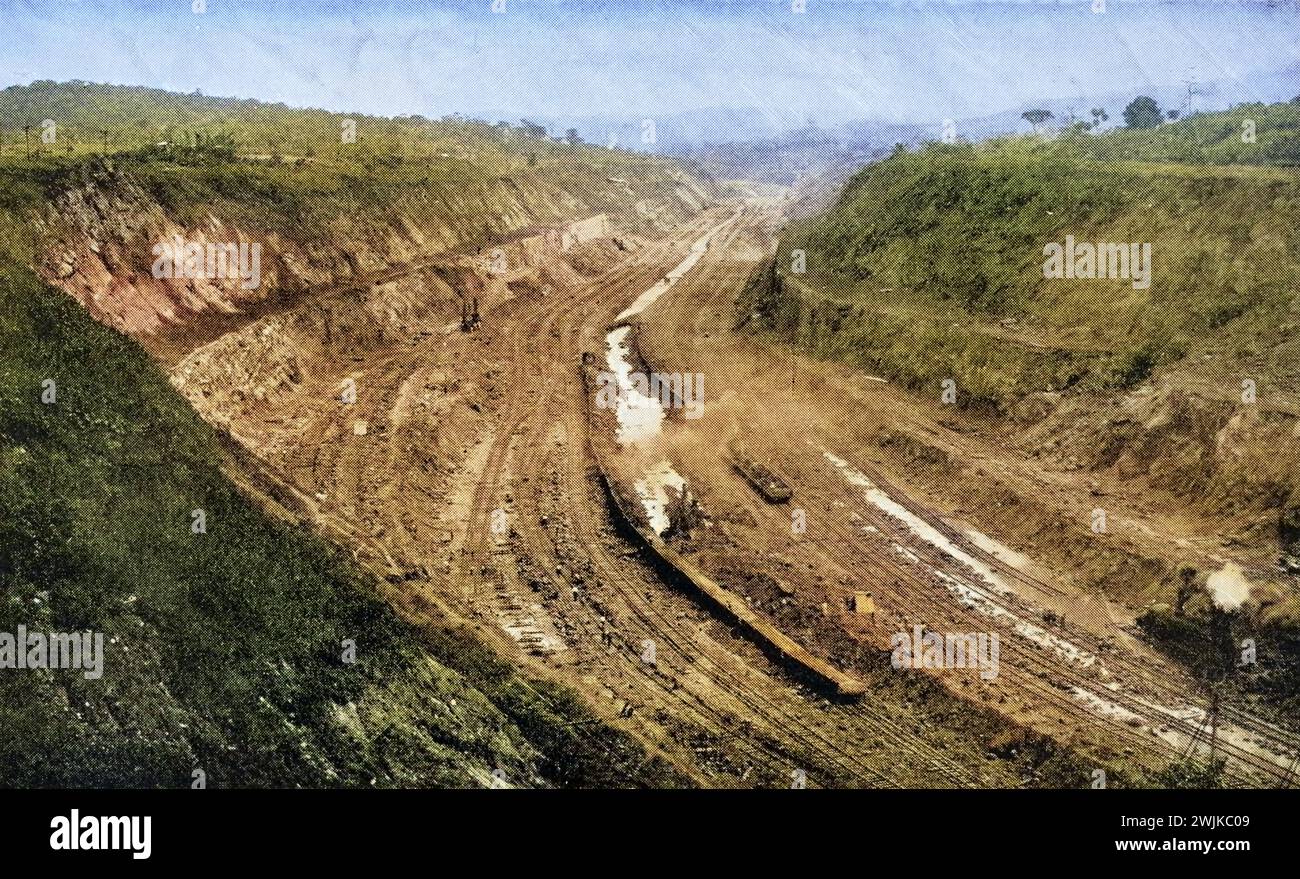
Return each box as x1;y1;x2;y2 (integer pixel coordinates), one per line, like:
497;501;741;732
1123;95;1163;129
1021;108;1054;132
564;128;582;146
518;119;547;139
1088;107;1109;130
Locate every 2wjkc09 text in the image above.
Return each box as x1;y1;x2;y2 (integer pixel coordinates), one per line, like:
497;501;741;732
1121;816;1251;830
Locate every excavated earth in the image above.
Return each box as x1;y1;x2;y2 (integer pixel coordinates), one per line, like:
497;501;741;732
41;168;1300;786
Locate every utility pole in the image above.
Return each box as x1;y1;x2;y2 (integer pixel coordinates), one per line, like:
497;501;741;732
1181;78;1204;117
1208;685;1220;765
23;124;32;157
1280;750;1300;790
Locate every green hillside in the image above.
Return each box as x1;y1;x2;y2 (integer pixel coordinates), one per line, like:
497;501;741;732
742;102;1300;410
737;101;1300;708
2;79;622;164
0;80;706;272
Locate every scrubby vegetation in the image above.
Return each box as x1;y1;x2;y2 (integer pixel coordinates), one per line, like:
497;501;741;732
738;99;1300;732
0;80;706;263
1139;600;1300;721
1153;756;1227;789
741;101;1300;410
3;79;623;165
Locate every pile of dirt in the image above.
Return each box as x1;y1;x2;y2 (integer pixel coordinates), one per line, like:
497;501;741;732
1023;380;1300;549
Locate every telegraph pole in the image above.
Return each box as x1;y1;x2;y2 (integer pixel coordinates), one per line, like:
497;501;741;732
1208;685;1220;765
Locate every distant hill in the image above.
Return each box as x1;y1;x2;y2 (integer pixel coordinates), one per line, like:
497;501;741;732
533;105;807;151
671;120;929;187
541;63;1300;184
0;79;715;184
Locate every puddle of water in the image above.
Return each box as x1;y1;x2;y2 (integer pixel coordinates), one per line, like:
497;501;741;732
1070;686;1143;725
605;325;687;534
930;567;1100;669
615;220;730;322
616;278;674;324
825;447;1295;777
829;447;1102;670
605;325;667;446
1207;561;1252;610
964;527;1035;572
602;220;732;532
634;461;687;535
823;451;1013;594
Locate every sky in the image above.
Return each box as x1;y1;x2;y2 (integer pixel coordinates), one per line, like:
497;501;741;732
1;0;1298;129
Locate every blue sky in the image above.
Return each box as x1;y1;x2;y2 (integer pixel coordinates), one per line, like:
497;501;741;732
1;1;1297;127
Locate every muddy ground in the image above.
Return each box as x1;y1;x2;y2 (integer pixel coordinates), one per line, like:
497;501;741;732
103;190;1300;787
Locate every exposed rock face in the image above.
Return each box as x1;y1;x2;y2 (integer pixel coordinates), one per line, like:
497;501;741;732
562;213;610;249
35;160;710;343
38;163;283;335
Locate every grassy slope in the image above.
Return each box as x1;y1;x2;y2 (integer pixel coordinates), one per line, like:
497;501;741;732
740;103;1300;716
1;79;672;169
0;80;706;277
745;103;1300;410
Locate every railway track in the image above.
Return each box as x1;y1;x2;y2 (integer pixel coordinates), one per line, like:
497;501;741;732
181;199;1296;789
629;204;1300;787
453;216;963;787
431;206;1019;787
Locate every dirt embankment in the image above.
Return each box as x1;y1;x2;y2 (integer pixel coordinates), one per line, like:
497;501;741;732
1022;381;1300;551
23;156;744;779
37;163;277;336
743;247;1300;617
33;159;707;348
169;222;625;454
